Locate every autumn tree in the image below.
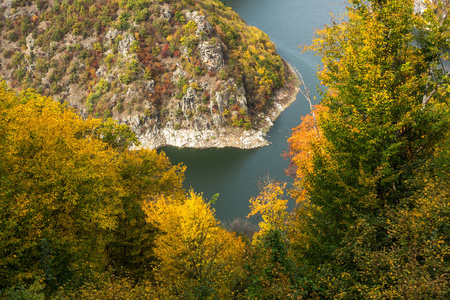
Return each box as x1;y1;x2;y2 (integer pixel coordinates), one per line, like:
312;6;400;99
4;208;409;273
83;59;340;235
248;180;290;242
286;0;450;297
0;82;187;296
0;83;124;293
144;190;245;299
244;181;301;299
106;149;185;281
359;141;450;298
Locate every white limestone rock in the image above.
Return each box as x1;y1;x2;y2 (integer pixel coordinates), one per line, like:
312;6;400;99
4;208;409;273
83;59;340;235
186;11;213;36
118;34;135;57
198;41;224;71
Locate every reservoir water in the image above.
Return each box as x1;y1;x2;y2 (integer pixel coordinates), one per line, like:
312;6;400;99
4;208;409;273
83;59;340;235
162;0;347;222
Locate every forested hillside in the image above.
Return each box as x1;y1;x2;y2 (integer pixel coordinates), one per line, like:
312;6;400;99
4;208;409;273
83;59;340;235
0;0;296;148
1;0;449;299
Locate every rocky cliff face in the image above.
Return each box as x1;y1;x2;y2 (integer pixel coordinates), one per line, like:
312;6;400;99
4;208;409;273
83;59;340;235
0;0;297;149
126;59;299;149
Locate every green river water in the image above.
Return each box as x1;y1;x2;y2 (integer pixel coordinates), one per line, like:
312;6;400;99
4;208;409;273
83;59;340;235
162;0;346;222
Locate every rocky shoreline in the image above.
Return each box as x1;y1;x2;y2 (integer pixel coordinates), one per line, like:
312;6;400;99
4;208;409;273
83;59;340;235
137;59;300;150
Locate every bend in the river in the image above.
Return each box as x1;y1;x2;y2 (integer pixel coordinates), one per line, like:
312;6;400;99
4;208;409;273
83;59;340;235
162;0;347;222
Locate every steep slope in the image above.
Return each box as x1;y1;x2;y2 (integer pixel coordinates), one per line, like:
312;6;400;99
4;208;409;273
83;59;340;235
0;0;298;148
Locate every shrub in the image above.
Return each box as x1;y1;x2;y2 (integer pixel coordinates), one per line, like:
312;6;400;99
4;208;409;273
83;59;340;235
36;0;47;10
194;66;203;76
218;69;228;80
86;91;101;113
14;68;26;80
104;54;115;69
197;105;208;113
95;79;110;94
161;44;171;58
103;109;112;119
51;27;65;41
21;16;31;35
116;19;130;31
116;102;124;113
11;52;24;67
3;49;14;59
50;83;61;94
135;8;149;24
80;49;89;59
7;31;19;42
69;73;79;84
152;46;160;56
119;74;131;85
175;11;186;24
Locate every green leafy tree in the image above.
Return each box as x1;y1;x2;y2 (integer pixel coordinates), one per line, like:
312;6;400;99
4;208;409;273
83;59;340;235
287;0;450;297
106;149;185;281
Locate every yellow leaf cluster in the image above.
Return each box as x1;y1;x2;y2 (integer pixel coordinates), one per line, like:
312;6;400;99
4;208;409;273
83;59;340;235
143;191;245;299
248;181;289;243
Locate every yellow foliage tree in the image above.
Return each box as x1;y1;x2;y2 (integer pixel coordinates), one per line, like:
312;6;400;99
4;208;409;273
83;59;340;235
107;149;185;280
0;83;124;291
143;191;245;299
245;181;301;299
0;82;187;295
248;181;289;243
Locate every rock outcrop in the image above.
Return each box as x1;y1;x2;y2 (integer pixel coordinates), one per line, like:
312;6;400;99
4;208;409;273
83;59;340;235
198;41;224;71
186;11;213;36
118;34;136;57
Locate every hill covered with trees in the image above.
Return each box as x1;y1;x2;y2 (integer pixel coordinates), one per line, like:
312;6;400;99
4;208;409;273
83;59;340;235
0;0;449;299
0;0;298;149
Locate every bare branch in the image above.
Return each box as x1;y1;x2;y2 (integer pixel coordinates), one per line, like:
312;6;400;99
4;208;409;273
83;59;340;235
422;69;450;110
422;88;438;109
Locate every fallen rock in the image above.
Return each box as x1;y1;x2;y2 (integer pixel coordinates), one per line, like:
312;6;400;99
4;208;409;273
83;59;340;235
171;63;187;83
105;28;120;41
144;80;155;93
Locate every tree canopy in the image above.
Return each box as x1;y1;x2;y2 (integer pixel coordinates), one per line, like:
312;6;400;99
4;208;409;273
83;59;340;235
285;0;450;297
0;82;185;296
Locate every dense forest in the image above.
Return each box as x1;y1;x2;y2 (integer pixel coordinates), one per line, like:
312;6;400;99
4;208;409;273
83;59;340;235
1;0;449;299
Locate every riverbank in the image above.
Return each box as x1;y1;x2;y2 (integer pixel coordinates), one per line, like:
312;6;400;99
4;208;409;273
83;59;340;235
138;59;300;150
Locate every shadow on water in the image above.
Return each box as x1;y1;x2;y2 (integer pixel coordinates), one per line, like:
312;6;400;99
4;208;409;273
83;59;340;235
162;0;347;222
